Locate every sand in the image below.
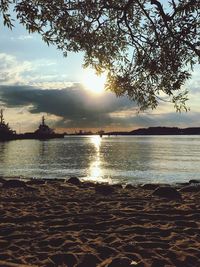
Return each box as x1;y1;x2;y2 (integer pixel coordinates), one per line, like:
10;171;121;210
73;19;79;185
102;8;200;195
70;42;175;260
0;177;200;267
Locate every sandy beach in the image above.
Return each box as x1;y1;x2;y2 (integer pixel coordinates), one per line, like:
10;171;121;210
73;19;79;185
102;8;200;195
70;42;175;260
0;177;200;267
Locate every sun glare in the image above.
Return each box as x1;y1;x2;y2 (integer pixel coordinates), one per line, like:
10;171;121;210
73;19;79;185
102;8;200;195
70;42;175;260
82;68;107;94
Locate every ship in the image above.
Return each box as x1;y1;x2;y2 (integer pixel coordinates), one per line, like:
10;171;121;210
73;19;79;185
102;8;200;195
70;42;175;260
22;116;65;140
0;109;16;141
0;110;64;141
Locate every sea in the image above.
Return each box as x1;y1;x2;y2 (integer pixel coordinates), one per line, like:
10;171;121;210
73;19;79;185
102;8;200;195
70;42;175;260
0;135;200;185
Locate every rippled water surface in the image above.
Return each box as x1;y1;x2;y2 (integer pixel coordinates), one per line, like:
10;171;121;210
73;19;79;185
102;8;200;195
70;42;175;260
0;135;200;184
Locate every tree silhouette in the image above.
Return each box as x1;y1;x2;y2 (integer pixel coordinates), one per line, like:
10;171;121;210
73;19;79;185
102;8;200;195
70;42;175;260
1;0;199;110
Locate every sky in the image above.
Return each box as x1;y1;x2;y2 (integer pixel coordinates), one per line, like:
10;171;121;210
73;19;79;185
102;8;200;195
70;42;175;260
0;13;200;133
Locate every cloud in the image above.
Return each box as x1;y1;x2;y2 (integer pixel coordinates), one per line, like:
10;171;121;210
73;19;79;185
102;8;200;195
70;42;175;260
0;53;33;84
10;35;34;41
185;65;200;95
0;51;200;131
0;52;70;86
0;84;136;129
0;84;200;131
17;35;34;41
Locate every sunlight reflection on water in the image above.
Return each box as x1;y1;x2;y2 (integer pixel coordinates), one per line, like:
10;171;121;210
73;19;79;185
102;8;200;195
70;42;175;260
1;135;200;184
90;135;101;151
88;136;111;183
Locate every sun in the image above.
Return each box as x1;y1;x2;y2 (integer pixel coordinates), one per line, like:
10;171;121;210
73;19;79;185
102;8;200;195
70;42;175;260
82;68;107;94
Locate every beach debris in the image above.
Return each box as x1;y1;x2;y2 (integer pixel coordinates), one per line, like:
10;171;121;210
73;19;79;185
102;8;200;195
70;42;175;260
141;184;160;190
152;186;182;199
2;179;27;189
67;177;81;186
50;253;77;267
95;184;115;195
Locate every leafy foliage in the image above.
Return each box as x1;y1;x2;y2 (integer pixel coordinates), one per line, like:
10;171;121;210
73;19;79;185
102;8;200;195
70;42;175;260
1;0;200;110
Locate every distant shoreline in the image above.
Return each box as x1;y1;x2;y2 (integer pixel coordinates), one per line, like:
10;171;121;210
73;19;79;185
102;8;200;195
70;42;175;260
106;126;200;136
69;126;200;136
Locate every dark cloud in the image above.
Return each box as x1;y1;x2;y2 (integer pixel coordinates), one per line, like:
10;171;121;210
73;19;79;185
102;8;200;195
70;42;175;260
0;84;199;130
0;84;135;128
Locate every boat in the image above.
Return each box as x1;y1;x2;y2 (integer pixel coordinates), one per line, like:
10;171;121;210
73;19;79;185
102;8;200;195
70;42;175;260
22;116;65;140
0;111;64;141
35;116;56;137
33;116;64;139
0;109;16;141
